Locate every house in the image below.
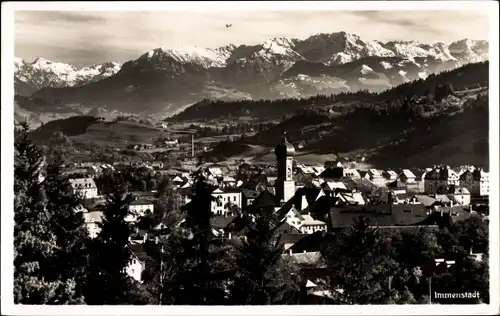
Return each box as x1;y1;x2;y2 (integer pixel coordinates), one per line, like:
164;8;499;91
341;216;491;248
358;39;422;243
69;178;99;199
424;166;460;194
391;189;410;204
125;244;149;283
299;214;328;234
336;191;366;205
448;187;471;206
221;176;237;188
211;188;242;216
241;189;259;211
460;168;489;196
367;169;386;187
321;181;348;192
207;167;224;178
282;206;305;230
296;164;316;176
383;170;398;182
343;168;360;179
399;169;416;183
82;211;103;239
127;200;155;223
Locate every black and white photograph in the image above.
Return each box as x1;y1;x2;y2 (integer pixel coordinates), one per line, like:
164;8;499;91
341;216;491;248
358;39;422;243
1;1;499;315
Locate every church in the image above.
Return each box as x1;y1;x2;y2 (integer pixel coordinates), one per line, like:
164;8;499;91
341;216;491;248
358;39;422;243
274;134;296;204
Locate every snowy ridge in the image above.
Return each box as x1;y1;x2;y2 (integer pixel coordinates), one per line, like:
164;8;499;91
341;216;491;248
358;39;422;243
144;45;235;68
14;56;122;89
14;32;489;99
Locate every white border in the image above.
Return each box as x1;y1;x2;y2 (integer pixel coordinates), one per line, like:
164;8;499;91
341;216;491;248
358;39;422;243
1;1;499;315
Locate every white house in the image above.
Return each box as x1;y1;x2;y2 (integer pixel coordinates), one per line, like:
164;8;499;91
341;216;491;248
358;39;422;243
127;200;155;223
448;187;471;206
343;168;360;179
299;214;328;234
383;170;398;182
368;169;386;187
82;211;103;239
211;188;242;216
399;169;416;183
282;207;327;234
69;178;99;199
125;244;147;283
283;206;305;229
391;189;410;204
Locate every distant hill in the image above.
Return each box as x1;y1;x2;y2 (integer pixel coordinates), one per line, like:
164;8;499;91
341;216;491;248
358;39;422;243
202;70;489;169
169;61;488;122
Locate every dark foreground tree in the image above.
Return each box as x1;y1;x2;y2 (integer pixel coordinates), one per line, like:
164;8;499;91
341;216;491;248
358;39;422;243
229;209;301;305
44;150;91;298
160;173;234;305
14;123;83;304
84;173;144;304
322;216;399;304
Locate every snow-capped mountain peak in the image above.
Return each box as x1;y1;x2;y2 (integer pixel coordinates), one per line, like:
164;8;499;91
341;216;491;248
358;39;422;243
258;37;300;58
14;56;122;90
144;45;234;68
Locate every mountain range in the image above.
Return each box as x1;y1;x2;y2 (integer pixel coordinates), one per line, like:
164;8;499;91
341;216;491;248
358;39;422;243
14;32;488;117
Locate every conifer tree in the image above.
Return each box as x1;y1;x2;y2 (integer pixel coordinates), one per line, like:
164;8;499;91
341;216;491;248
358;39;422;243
160;173;234;305
229;207;301;305
14;123;83;304
323;216;399;304
43;149;91;299
84;172;135;304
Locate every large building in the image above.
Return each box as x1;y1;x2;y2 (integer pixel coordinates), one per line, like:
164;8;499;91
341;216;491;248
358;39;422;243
275;135;296;203
69;178;99;199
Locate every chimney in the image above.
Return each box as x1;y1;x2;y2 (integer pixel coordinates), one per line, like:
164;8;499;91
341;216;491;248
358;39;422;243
228;232;232;240
289;248;293;255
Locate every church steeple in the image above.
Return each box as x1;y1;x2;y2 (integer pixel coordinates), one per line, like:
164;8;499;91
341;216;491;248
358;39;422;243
275;132;296;158
275;132;296;203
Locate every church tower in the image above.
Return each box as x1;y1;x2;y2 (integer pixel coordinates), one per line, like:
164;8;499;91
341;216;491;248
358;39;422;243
275;133;296;203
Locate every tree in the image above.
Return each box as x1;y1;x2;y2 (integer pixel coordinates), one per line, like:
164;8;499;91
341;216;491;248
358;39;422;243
43;150;91;299
322;216;399;304
160;173;234;305
154;177;183;226
14;122;83;304
229;208;301;305
389;228;442;303
84;172;139;304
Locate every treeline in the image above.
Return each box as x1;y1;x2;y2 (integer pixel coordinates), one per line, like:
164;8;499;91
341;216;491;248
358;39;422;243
26;115;99;143
14;123;489;304
168;61;488;122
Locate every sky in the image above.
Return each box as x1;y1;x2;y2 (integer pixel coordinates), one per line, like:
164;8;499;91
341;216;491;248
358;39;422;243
14;9;490;68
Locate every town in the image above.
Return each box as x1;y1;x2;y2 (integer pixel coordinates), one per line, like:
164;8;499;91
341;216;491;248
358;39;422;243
52;134;489;303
